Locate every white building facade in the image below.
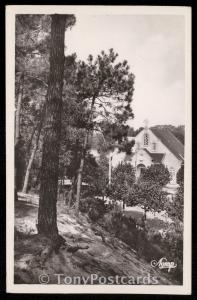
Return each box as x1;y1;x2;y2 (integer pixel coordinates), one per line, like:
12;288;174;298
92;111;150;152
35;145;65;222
111;124;184;195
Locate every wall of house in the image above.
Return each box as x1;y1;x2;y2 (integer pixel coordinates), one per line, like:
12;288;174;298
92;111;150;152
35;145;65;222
111;148;126;167
90;128;182;186
133;128;160;153
130;149;152;168
132;128;182;184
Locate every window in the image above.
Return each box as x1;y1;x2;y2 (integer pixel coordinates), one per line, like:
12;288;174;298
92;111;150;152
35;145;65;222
152;142;157;151
144;133;149;146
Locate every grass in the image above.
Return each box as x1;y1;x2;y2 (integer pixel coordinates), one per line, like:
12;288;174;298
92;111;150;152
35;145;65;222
124;210;168;230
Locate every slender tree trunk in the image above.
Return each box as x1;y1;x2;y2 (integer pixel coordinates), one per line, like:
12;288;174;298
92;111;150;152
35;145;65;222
26;123;37;154
67;138;79;207
37;15;66;238
15;72;24;201
22;106;45;193
15;72;24;146
67;175;77;207
75;132;89;213
75;96;96;214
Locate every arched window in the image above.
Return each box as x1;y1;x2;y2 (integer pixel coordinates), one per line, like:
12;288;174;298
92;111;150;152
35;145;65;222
144;133;149;146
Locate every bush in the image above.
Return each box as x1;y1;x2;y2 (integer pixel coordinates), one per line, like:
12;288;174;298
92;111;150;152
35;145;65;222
79;197;108;222
80;198;183;283
159;223;183;283
102;210;139;249
110;163;136;204
101;209;183;283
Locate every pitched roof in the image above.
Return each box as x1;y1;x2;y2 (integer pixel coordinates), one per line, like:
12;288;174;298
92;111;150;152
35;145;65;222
151;128;184;161
143;149;165;163
124;149;164;164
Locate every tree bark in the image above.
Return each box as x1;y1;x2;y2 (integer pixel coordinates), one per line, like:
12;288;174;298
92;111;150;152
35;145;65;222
15;72;24;146
37;15;66;238
15;72;24;200
75;132;89;213
26;123;37;154
75;95;96;214
67;138;79;207
22;106;45;193
66;175;76;207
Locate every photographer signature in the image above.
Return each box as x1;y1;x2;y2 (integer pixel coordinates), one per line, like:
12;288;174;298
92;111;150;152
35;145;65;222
151;257;177;272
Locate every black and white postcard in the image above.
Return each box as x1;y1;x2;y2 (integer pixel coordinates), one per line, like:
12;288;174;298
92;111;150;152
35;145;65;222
6;5;191;294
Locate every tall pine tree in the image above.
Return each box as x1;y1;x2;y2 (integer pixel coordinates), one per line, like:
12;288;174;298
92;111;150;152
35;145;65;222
37;14;75;238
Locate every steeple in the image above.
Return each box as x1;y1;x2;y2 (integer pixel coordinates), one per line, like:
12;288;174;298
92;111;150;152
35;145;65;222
144;118;149;130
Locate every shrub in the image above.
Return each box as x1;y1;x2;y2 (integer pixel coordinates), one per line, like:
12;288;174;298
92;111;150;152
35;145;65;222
79;197;108;222
101;209;183;283
141;163;171;187
102;210;139;249
110;163;136;204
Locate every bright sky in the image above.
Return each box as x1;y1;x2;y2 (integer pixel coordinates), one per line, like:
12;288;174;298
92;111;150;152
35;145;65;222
64;14;185;129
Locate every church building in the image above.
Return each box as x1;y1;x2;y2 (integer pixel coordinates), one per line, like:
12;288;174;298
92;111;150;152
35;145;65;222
124;121;184;195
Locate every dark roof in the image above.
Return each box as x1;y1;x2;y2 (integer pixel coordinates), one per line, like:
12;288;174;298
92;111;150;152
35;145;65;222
143;149;165;163
124;149;164;163
151;128;184;161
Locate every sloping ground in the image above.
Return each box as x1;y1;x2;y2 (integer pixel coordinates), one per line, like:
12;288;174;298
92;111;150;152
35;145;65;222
15;200;177;285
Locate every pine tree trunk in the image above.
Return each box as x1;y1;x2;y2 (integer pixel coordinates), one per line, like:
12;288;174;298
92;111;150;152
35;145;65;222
37;15;66;238
15;72;24;201
75;95;96;214
67;138;79;207
22;107;45;193
26;123;37;154
15;72;24;147
67;175;75;207
75;132;89;213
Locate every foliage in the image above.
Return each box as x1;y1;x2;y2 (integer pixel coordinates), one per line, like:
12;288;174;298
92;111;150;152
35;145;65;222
96;121;135;155
15;15;77;193
102;210;139;248
128;182;168;215
165;164;184;222
73;49;135;125
128;126;143;137
151;125;184;144
165;183;184;222
146;222;183;283
110;163;136;203
83;153;109;198
177;163;184;185
79;197;108;222
140;164;171;187
100;208;183;283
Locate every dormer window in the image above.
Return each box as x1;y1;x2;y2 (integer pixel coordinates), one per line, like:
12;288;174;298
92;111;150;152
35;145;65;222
143;133;149;147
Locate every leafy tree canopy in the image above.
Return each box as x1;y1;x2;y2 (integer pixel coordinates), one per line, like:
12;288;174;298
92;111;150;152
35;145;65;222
140;164;171;187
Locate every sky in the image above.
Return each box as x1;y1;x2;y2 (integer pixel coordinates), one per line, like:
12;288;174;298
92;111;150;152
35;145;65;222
64;14;185;129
